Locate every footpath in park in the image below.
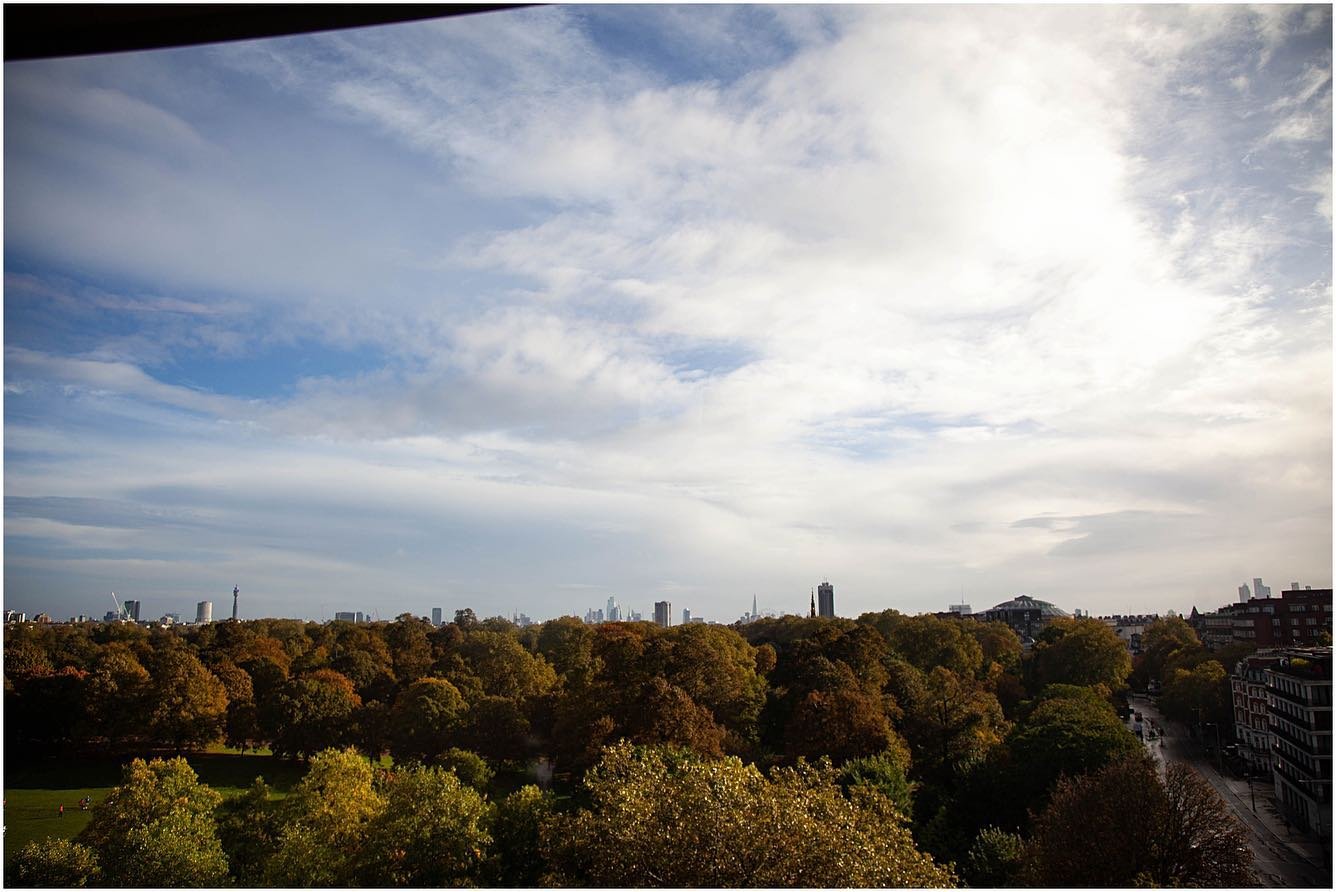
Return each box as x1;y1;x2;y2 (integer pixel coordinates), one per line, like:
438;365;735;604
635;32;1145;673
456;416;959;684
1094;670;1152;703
1130;693;1332;889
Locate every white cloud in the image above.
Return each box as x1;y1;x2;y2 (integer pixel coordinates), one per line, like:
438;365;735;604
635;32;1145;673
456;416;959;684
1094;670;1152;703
4;6;1330;620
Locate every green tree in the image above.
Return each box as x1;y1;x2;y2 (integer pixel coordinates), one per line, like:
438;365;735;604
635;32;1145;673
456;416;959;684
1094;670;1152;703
962;826;1024;888
487;785;556;887
545;742;955;887
437;746;495;791
1158;659;1231;727
1004;688;1142;819
536;616;596;678
1029;617;1131;691
839;749;916;817
8;839;102;887
389;676;468;764
453;630;557;700
460;694;532;764
144;648;229;750
76;757;228;887
266;748;386;886
353;764;492;886
882;614;984;678
215;778;282;887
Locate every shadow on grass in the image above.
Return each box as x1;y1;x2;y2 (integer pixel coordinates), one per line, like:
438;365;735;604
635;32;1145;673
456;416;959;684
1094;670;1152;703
5;751;306;795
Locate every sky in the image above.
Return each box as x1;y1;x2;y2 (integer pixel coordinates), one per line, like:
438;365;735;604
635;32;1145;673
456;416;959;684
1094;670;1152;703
4;4;1332;624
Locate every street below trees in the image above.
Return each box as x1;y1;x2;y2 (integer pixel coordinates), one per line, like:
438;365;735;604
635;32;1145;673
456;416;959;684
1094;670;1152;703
1130;694;1331;889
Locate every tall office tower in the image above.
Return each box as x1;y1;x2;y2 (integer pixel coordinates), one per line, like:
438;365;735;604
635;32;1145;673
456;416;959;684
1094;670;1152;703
335;611;357;622
431;607;443;626
1254;577;1272;599
810;589;816;618
752;593;758;618
123;599;141;621
654;600;671;628
607;596;620;622
355;611;364;624
196;601;213;624
682;608;691;624
817;581;835;618
1239;583;1252;602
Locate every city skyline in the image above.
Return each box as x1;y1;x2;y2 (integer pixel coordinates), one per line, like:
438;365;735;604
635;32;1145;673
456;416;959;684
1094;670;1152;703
12;574;1329;627
4;6;1331;623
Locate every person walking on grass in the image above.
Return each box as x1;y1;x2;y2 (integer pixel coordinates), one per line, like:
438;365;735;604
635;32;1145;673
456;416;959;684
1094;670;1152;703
58;804;64;818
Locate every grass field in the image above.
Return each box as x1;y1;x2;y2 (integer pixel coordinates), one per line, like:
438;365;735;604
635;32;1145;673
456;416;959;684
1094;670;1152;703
3;749;305;862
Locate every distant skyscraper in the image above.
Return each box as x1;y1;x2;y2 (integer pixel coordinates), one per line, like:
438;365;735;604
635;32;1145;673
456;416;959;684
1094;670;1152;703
431;607;443;626
232;585;239;620
810;589;816;618
1292;582;1301;591
752;593;758;617
683;608;691;624
355;611;365;623
654;600;671;627
196;601;212;624
122;599;141;621
1253;577;1272;599
1239;583;1252;602
335;611;357;622
607;596;621;621
817;581;834;618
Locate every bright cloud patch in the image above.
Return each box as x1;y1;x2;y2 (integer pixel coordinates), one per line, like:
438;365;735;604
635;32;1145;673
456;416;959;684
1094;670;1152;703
4;6;1331;623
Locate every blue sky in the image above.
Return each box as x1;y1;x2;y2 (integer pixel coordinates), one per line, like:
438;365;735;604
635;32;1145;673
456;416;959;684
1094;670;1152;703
4;5;1331;623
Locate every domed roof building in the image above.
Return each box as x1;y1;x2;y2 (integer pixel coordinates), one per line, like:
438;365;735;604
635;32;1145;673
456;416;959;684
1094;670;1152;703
982;594;1069;647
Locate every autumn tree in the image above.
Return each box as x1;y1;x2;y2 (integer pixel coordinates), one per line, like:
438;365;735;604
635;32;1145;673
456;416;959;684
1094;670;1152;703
1029;617;1131;692
265;748;385;886
1158;658;1232;728
544;742;956;887
968;621;1023;675
880;613;984;678
83;644;151;746
144;648;229;750
657;623;767;740
76;757;229;887
452;630;557;700
8;839;102;887
1136;615;1201;682
352;764;492;886
1021;754;1254;887
264;669;361;758
900;665;1008;784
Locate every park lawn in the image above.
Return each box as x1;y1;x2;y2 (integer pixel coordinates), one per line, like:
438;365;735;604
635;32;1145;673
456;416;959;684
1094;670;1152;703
3;750;305;863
